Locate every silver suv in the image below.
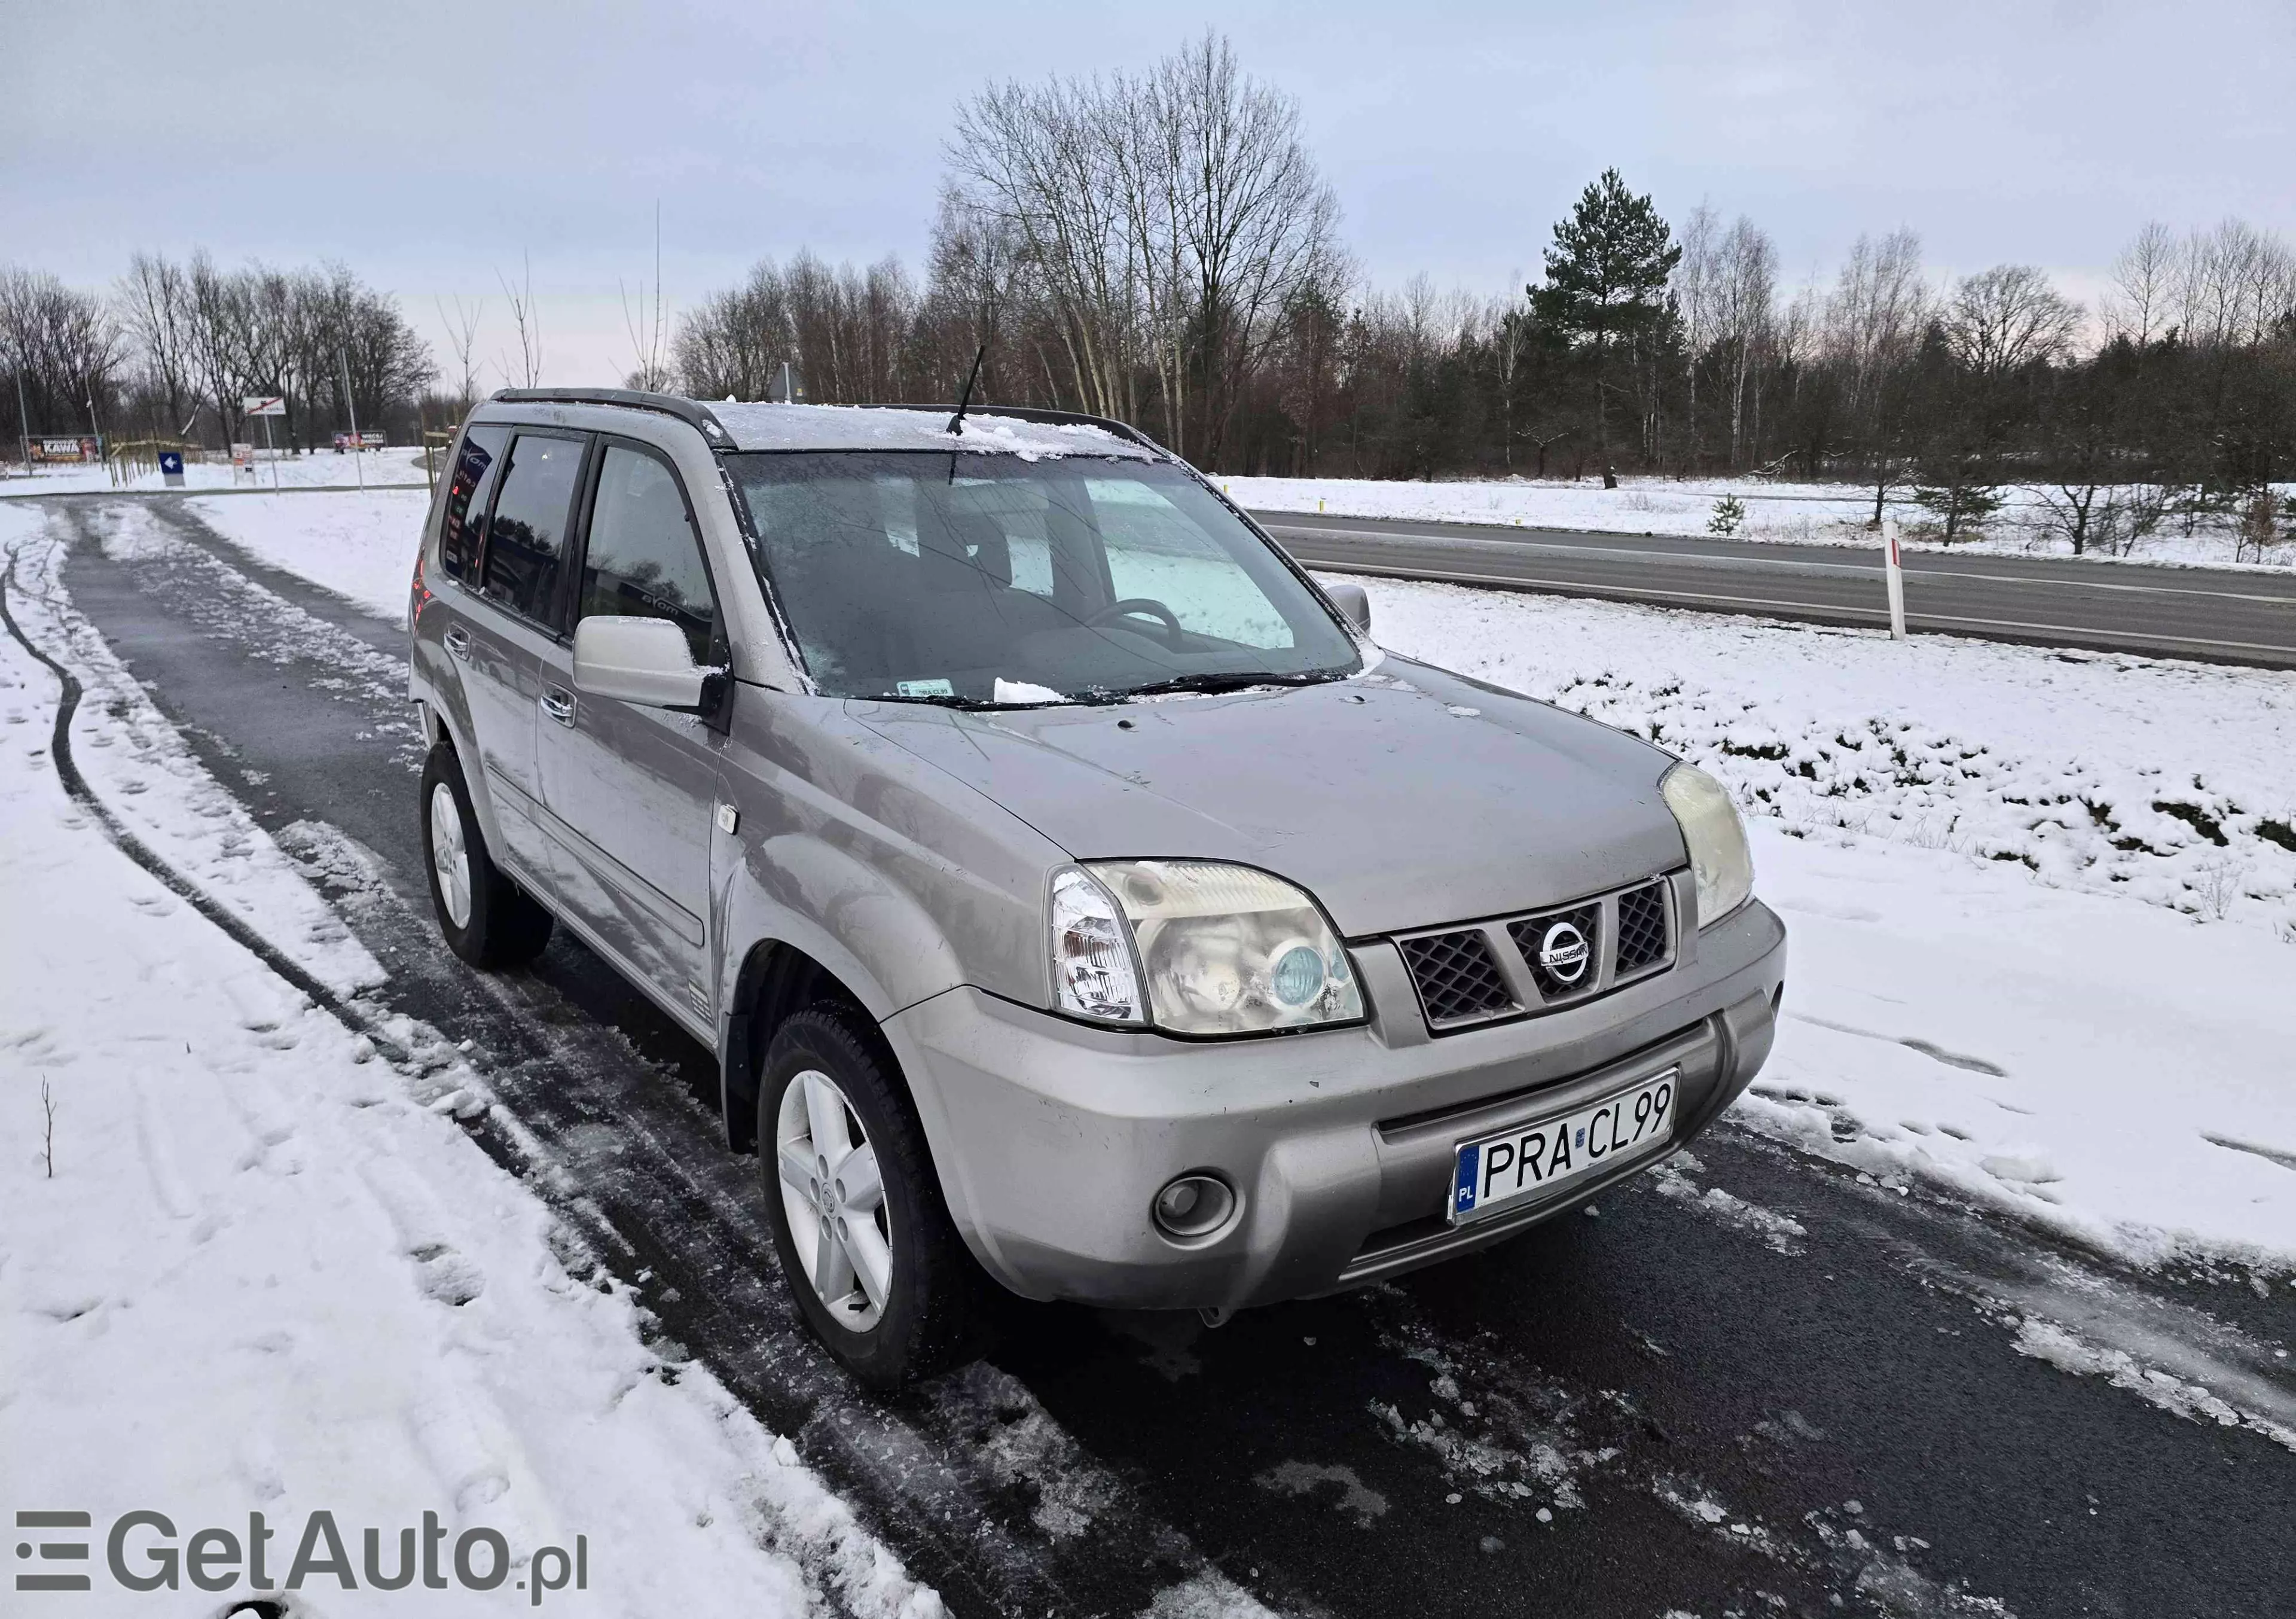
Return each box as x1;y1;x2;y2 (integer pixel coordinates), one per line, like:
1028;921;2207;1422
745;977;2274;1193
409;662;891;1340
408;389;1785;1386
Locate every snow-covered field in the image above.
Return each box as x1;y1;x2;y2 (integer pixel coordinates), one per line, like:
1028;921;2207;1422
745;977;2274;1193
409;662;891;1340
1238;474;2295;571
0;512;936;1617
0;446;432;497
188;488;432;623
1344;574;2296;1273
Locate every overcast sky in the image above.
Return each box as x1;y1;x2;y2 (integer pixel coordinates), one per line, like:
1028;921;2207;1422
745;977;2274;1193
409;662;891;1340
7;0;2290;386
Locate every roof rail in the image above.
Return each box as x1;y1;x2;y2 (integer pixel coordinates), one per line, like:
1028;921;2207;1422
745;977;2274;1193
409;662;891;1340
847;401;1169;456
488;389;1168;459
488;388;734;449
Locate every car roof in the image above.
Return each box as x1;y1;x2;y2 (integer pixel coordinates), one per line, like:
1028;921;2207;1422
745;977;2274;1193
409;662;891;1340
482;389;1162;462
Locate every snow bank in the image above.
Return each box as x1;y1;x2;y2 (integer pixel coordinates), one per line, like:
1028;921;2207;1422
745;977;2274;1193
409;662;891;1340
0;530;939;1617
1240;474;2295;571
0;446;433;497
1345;574;2296;1270
188;489;431;623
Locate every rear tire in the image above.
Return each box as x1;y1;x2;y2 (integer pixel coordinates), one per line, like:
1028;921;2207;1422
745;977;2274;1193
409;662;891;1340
759;1006;982;1388
420;743;553;968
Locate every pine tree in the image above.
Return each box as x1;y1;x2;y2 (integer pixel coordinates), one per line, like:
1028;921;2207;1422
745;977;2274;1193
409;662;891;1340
1531;169;1682;465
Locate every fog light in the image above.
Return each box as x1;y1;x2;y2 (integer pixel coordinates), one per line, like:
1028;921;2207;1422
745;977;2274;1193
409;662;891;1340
1151;1172;1236;1239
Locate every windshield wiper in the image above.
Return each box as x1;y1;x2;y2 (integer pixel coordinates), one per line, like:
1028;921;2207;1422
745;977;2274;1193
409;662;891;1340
1104;668;1348;701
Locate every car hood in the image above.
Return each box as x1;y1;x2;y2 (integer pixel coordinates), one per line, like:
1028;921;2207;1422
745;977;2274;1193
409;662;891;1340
848;657;1687;937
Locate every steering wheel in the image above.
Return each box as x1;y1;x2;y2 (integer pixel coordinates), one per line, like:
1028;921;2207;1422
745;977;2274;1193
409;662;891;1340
1085;597;1187;648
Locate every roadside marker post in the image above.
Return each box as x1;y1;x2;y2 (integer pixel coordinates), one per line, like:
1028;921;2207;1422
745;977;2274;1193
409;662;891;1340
1882;517;1907;640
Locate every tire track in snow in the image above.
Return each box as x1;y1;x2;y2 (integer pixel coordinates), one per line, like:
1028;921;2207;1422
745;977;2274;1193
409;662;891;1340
30;500;1278;1618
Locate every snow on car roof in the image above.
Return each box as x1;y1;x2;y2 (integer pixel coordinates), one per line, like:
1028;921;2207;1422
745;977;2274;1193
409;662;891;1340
709;402;1155;460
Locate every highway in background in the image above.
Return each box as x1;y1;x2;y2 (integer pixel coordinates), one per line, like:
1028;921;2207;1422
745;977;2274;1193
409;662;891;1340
1257;510;2296;669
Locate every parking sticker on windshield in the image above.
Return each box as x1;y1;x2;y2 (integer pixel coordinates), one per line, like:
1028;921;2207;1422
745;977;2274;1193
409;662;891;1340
896;678;954;697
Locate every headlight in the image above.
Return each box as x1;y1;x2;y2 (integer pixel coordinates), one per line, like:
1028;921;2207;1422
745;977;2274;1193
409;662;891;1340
1048;861;1364;1035
1661;763;1754;928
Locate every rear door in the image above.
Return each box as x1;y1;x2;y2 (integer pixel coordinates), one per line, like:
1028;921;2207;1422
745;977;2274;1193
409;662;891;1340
426;421;509;785
534;437;726;1024
460;428;589;878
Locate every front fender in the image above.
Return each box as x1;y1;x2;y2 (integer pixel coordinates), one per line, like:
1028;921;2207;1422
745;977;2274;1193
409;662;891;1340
716;831;966;1024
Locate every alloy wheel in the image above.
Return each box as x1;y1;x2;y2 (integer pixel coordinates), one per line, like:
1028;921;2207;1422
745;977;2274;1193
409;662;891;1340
428;782;472;928
775;1068;893;1330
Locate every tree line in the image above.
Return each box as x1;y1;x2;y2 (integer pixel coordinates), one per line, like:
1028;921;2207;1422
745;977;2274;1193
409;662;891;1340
2;255;433;454
677;32;2296;548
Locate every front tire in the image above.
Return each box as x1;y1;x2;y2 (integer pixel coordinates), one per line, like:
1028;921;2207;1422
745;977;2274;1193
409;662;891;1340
759;1007;980;1388
420;743;553;968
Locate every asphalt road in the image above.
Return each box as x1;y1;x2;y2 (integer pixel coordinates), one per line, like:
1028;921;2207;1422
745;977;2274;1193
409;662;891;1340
14;495;2296;1618
1256;511;2296;670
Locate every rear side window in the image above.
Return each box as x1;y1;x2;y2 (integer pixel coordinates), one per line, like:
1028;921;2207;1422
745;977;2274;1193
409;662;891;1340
579;445;719;666
481;432;585;626
440;423;509;583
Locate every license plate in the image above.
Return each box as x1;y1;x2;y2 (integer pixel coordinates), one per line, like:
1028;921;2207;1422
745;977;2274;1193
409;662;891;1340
1449;1069;1678;1223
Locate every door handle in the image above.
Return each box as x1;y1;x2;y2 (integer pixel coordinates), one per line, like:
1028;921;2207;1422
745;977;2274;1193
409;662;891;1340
442;626;472;660
540;687;576;727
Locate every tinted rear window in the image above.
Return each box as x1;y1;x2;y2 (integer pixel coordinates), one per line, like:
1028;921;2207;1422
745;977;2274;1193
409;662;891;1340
481;432;585;626
440;423;509;583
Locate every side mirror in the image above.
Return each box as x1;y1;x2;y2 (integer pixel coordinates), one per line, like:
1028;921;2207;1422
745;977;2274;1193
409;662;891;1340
1326;580;1372;636
572;615;714;709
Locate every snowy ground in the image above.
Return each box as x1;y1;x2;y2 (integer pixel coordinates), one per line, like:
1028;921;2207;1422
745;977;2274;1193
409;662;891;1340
0;446;432;497
1237;474;2295;571
0;511;936;1616
188;488;432;623
1340;574;2296;1273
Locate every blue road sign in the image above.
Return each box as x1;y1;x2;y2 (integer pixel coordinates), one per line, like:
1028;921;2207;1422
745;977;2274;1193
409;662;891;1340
158;452;183;475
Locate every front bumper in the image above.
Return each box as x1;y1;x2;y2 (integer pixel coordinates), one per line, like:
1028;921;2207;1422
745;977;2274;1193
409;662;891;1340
886;897;1786;1312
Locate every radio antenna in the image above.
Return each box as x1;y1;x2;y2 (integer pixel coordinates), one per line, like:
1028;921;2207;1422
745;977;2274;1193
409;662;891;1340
946;345;986;436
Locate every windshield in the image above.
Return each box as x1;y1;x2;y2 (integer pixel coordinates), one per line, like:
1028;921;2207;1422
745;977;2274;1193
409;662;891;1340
727;452;1361;703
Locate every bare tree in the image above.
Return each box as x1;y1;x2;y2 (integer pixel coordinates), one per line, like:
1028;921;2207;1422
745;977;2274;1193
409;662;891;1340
949;71;1141;424
621;203;674;392
1672;203;1720;467
947;32;1341;459
1944;264;2082;380
1714;217;1778;468
118;253;195;437
1;267;126;442
2102;221;2177;347
497;252;544;388
1823;230;1931;522
436;294;485;416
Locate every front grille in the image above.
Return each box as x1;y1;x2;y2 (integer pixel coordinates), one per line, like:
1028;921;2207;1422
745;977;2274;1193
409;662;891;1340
1399;931;1515;1026
1615;882;1671;972
1393;871;1685;1035
1507;903;1602;999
